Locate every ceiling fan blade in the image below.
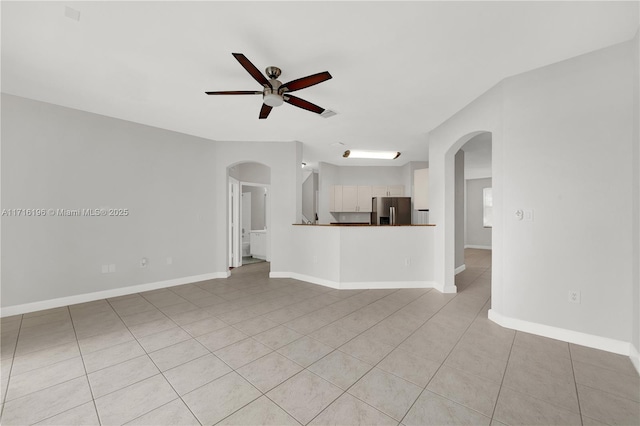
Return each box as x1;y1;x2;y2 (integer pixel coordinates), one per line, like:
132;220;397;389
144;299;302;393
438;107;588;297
259;103;273;119
232;53;272;89
281;71;332;92
284;95;325;114
205;91;262;95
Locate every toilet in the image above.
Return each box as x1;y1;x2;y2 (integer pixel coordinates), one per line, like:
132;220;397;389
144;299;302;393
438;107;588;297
242;241;250;257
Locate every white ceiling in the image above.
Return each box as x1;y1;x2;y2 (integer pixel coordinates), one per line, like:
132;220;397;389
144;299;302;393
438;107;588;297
2;1;638;168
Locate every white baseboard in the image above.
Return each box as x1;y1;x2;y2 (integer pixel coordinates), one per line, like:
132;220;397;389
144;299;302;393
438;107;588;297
269;272;434;291
434;282;458;294
488;309;632;356
340;280;436;290
464;245;492;250
631;344;640;375
270;272;340;289
455;264;466;275
1;272;230;317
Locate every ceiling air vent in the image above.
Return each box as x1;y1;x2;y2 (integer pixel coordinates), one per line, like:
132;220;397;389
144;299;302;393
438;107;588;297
64;6;81;21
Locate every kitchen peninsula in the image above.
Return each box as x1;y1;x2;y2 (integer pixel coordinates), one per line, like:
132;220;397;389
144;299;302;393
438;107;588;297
271;223;438;291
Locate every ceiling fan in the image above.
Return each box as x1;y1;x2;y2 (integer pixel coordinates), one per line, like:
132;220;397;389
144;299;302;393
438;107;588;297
205;53;332;119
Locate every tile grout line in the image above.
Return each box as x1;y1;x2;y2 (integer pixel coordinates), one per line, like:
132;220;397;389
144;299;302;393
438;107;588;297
105;296;207;425
212;288;424;425
568;345;585;426
304;287;477;425
226;288;416;425
103;276;341;425
38;305;100;425
396;263;496;425
0;313;24;421
487;308;516;423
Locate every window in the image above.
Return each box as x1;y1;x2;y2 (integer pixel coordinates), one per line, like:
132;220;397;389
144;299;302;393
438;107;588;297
483;187;493;228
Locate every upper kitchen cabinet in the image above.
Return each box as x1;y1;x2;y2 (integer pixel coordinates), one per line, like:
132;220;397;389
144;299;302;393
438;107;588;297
372;185;405;197
414;168;429;210
330;185;403;212
339;185;372;212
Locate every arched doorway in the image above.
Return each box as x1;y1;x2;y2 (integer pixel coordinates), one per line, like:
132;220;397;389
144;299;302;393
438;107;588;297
436;130;498;292
453;133;493;291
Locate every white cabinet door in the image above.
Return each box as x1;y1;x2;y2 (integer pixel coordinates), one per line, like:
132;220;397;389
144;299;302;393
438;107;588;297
341;185;358;212
372;185;404;197
331;184;403;212
414;168;429;210
250;232;266;259
357;185;373;212
388;185;405;197
372;186;387;198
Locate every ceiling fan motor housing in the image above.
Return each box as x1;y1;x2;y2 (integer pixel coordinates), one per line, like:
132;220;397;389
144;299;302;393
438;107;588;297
265;66;282;79
263;79;284;107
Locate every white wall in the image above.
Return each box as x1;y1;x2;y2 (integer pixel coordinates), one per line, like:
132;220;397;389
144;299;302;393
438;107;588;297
286;226;435;288
454;151;465;269
632;30;639;368
318;162;339;224
466;178;492;249
429;39;636;351
1;94;218;308
237;162;270;184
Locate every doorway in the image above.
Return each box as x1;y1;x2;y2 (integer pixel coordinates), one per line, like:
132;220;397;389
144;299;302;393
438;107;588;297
227;162;271;270
240;183;269;266
453;132;493;287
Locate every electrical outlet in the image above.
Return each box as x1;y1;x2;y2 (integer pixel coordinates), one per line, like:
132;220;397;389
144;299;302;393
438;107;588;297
101;265;109;274
524;210;534;221
404;257;411;266
568;290;581;304
108;264;116;273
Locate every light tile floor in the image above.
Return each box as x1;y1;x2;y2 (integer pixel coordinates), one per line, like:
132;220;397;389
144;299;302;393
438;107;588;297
1;249;638;425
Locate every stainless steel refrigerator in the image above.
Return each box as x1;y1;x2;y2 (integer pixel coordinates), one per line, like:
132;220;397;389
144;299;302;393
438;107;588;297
371;197;412;225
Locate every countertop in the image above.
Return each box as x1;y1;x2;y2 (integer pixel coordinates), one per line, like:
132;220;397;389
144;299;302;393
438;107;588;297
293;223;436;227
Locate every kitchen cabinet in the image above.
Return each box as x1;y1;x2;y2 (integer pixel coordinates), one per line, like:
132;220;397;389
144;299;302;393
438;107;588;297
356;186;373;212
372;185;405;197
330;185;342;212
249;231;266;259
340;185;372;212
330;185;400;212
414;168;429;210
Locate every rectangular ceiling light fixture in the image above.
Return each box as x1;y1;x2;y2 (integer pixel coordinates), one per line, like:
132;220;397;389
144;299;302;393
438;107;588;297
343;150;401;160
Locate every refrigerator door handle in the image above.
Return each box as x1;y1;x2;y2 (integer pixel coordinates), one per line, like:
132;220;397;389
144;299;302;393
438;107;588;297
390;206;396;225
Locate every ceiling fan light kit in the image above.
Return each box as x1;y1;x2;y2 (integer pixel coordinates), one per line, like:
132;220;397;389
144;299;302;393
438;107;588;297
206;53;332;119
343;150;401;160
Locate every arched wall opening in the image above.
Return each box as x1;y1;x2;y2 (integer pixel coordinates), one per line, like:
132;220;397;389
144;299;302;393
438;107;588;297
445;130;495;287
212;140;302;277
426;85;503;300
